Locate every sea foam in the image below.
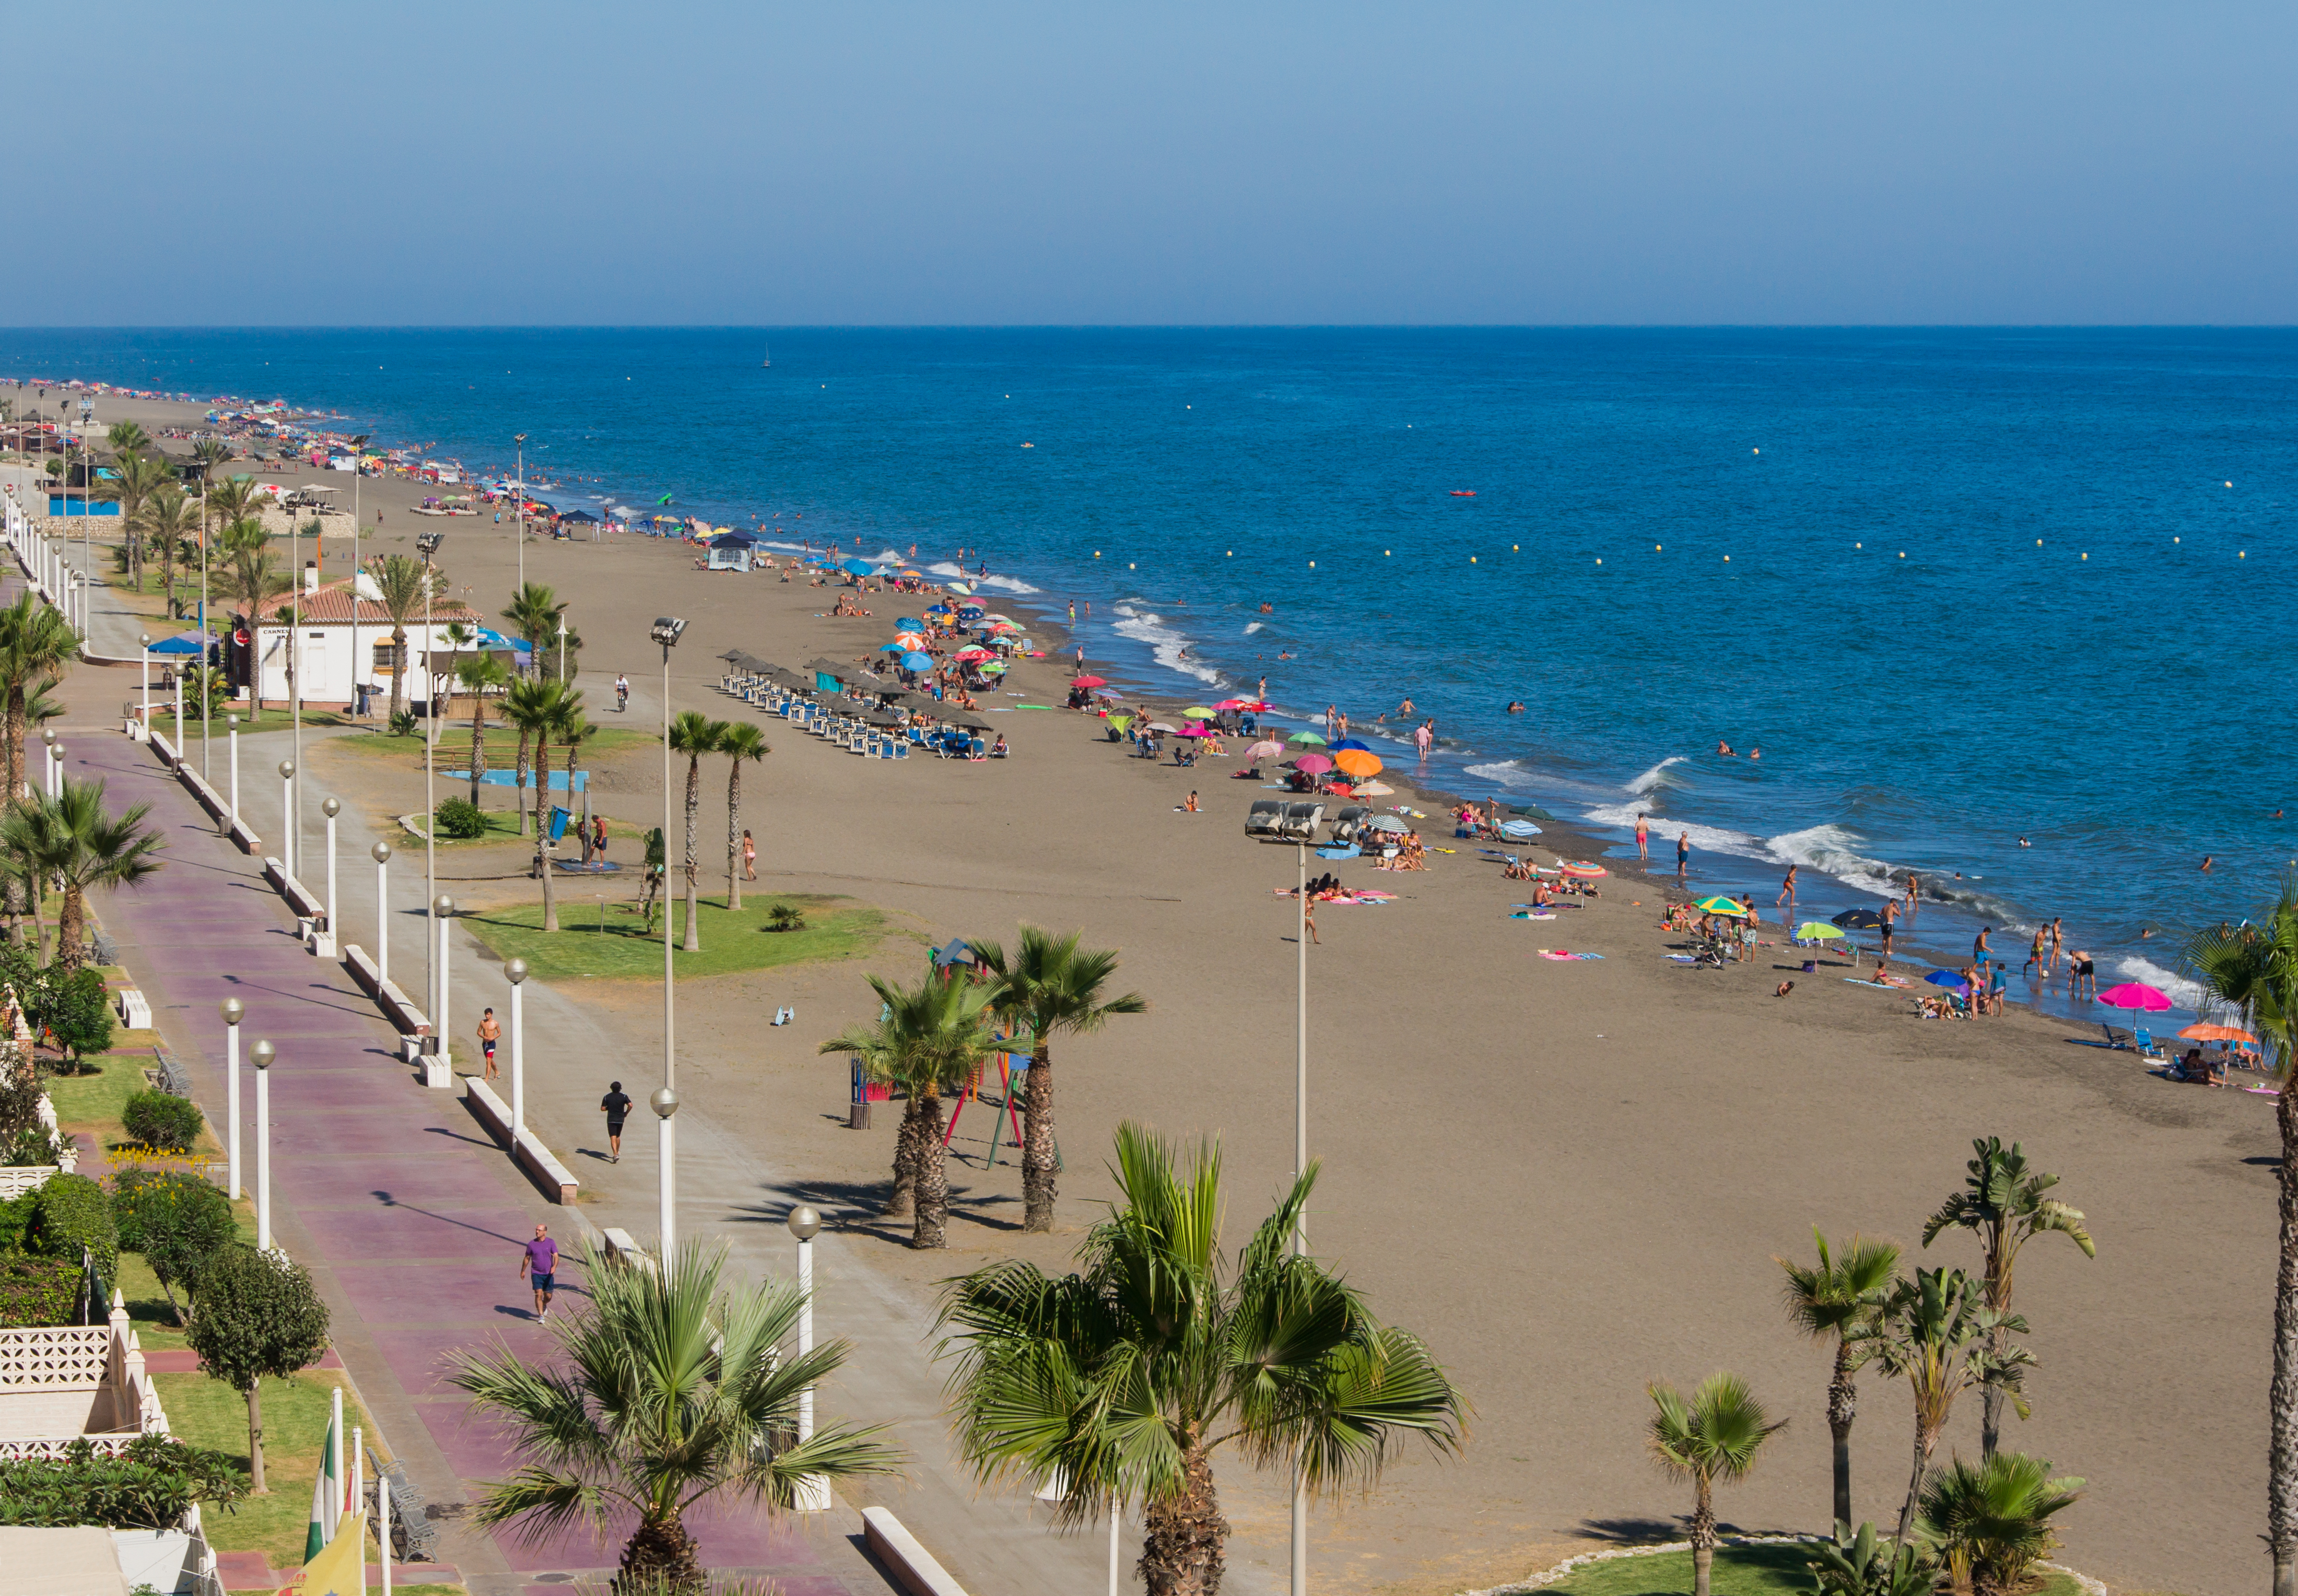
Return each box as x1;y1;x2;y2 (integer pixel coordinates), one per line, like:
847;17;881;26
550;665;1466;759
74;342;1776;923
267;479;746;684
1111;604;1223;686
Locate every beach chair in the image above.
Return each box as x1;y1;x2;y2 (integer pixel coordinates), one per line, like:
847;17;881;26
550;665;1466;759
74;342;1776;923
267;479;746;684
2100;1023;2135;1050
2134;1026;2161;1059
1246;800;1285;839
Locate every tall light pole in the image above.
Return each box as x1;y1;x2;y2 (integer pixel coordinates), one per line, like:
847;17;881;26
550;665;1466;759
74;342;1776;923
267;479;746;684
226;714;240;836
250;1039;275;1250
506;957;528;1139
221;999;244;1200
417;532;443;1036
138;631;150;737
514;434;527;592
319;797;340;957
277;760;296;879
372;842;392;986
787;1204;830;1511
651;617;686;1261
1246;803;1318;1596
433;895;455;1070
40;729;54;799
173;664;184;755
48;743;62;801
198;449;210;777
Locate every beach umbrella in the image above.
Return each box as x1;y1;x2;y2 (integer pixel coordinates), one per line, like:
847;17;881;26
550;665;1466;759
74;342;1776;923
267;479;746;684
1925;970;1971;993
1146;722;1179;734
1288;731;1328;746
1292;753;1334;774
1106;714;1133;731
1092;688;1123;700
946;582;973;595
1220;698;1272;712
1365;815;1411;834
878;642;907;653
1248;740;1285;759
1795;922;1847;941
2178;1022;2257;1042
1071;675;1108;689
2096;981;2173;1014
897;617;927;630
979;662;1009;675
954;647;995;662
1691;896;1748;916
901;652;935;671
894;630;928;647
1356;780;1396;796
1832;909;1886;930
1560;863;1608;880
1330;738;1373;752
927;605;955;617
1184;706;1217;720
1332;749;1384;779
1175;726;1206;738
838;558;875;576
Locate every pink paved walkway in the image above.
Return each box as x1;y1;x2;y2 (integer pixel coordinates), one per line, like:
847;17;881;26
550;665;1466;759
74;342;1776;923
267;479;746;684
68;715;862;1595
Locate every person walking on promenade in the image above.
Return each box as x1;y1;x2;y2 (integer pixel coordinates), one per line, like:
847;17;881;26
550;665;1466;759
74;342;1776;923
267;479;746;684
521;1224;559;1323
601;1079;632;1164
477;1008;502;1081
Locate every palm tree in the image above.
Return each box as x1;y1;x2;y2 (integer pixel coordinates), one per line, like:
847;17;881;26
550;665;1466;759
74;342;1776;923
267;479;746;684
447;1239;901;1593
1869;1268;2029;1548
1915;1451;2084;1596
99;453;170;588
458;653;511;807
1646;1372;1787;1596
666;712;728;953
369;554;439;729
2188;882;2298;1596
218;525;290;720
204;475;261;557
971;929;1147;1233
1922;1139;2094;1457
718;722;770;910
0;593;75;801
501;582;567;659
818;972;995;1245
936;1124;1467;1596
503;680;578;931
104;419;151;459
1778;1230;1900;1531
0;776;166;969
135;487;201;618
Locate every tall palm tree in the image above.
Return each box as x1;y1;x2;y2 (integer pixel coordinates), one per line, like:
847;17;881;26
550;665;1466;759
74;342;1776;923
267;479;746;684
936;1125;1467;1596
0;593;75;801
818;972;995;1245
0;776;166;969
1869;1268;2028;1548
1922;1139;2094;1457
135;487;200;618
666;712;727;953
501;582;567;659
448;1239;901;1593
1778;1230;1900;1531
99;453;169;588
104;419;151;459
2188;882;2298;1596
503;680;577;931
971;929;1147;1233
204;475;260;558
369;554;439;728
1916;1451;2084;1596
718;722;770;910
1647;1372;1787;1596
218;525;291;719
457;653;511;806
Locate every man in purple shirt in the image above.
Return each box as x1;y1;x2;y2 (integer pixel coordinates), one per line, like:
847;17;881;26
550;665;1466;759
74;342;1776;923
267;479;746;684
521;1224;559;1323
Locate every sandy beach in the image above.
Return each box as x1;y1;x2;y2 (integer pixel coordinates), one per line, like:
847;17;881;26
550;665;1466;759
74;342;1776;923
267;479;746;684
29;385;2276;1595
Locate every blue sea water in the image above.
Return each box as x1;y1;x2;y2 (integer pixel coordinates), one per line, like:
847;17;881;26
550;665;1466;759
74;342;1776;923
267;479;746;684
6;326;2293;1009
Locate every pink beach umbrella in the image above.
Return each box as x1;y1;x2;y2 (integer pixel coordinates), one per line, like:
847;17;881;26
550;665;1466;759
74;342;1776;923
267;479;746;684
1292;753;1334;774
953;647;996;662
1248;740;1285;760
2096;980;2173;1013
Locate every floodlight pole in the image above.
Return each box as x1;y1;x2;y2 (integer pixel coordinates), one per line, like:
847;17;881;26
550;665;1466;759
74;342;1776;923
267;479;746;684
372;843;393;987
220;1000;243;1200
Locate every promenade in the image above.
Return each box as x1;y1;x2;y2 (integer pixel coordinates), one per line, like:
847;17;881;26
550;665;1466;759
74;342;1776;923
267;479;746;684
54;565;1157;1595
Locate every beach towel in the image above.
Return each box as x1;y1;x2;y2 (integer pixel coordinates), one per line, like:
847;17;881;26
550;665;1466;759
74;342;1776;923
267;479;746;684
1664;954;1699;963
1509;911;1558;920
1844;979;1905;990
1538;949;1604;960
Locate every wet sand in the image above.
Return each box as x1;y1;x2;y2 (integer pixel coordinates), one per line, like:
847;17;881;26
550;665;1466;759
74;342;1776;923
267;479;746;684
55;387;2277;1593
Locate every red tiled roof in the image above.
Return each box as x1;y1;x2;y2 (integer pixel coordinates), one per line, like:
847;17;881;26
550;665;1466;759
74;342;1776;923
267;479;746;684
258;590;480;625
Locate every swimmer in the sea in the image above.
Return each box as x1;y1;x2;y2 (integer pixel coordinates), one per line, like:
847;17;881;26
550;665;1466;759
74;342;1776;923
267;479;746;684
1717;740;1734;756
2202;855;2214;872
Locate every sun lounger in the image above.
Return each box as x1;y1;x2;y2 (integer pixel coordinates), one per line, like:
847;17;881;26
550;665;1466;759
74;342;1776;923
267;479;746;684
2100;1023;2135;1050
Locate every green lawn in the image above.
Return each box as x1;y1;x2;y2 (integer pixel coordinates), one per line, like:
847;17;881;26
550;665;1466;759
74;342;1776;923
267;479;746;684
464;893;888;982
114;1194;260;1353
1535;1542;2083;1596
47;1049;223;1160
154;1367;380;1570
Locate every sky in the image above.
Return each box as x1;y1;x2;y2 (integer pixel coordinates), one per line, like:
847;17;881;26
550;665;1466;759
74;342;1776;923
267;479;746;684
12;2;2294;325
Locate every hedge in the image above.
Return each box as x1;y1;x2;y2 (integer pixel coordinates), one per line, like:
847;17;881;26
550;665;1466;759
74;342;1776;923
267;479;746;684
0;1434;249;1528
29;1173;116;1286
121;1092;204;1155
0;1256;79;1328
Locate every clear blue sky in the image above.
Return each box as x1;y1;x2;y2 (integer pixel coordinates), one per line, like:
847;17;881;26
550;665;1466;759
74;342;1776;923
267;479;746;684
19;2;2293;324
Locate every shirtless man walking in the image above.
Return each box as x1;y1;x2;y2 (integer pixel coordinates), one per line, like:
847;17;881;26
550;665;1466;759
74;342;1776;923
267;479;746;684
1636;813;1649;863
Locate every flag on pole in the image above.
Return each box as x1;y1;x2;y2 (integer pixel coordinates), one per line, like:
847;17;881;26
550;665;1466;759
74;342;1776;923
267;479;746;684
304;1395;343;1562
300;1511;368;1596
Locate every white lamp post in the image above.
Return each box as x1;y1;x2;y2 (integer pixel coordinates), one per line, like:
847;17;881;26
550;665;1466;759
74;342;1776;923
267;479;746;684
651;1086;678;1259
138;631;150;738
432;895;454;1069
250;1039;275;1250
317;797;339;957
787;1204;830;1511
221;999;243;1200
49;743;63;801
173;665;184;755
226;713;240;835
506;957;528;1139
40;729;54;798
372;843;392;985
277;760;296;879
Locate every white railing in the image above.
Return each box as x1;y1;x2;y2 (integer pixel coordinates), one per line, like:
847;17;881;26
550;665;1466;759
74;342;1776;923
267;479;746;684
0;1293;169;1453
0;1166;59;1199
0;1324;109;1389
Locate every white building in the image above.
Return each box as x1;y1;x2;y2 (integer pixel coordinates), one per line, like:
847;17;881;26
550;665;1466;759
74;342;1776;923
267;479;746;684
245;585;490;712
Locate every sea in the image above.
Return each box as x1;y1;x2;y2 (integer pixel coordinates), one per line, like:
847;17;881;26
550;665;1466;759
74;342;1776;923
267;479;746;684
6;326;2293;1018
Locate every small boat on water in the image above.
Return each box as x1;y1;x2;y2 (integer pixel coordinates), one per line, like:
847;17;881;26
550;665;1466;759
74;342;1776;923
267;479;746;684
762;344;771;368
1450;489;1476;497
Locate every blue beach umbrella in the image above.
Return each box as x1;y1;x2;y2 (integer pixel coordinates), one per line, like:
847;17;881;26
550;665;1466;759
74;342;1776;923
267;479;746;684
902;652;935;671
1924;970;1971;993
1330;738;1373;752
879;642;906;652
147;632;217;656
839;558;875;576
